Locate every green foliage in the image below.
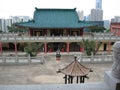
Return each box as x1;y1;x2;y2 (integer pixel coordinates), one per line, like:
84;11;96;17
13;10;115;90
0;30;3;33
24;43;43;56
7;24;28;33
82;39;95;56
82;39;102;56
90;26;105;32
105;29;110;33
77;42;83;46
94;41;102;55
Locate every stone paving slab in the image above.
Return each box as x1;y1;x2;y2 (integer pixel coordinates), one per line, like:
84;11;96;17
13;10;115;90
0;55;112;85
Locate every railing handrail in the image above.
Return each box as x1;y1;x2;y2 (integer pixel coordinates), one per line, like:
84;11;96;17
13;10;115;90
0;54;113;65
76;54;113;63
0;33;120;42
0;55;45;65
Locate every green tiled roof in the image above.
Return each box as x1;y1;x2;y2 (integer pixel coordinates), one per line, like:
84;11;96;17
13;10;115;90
16;8;96;28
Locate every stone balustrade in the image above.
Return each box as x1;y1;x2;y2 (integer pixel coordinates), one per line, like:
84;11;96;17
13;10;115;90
0;33;120;42
0;55;45;65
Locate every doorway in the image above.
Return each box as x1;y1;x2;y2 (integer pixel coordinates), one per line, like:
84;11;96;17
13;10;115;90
50;29;63;36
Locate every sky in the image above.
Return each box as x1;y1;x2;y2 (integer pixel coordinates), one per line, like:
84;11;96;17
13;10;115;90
0;0;120;20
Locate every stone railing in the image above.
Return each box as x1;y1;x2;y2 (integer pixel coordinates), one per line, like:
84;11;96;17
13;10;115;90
0;55;45;65
0;35;120;42
76;54;113;63
0;54;113;65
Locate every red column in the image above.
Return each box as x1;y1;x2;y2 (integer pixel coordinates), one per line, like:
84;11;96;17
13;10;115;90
0;43;2;55
44;29;47;36
108;42;111;54
80;28;83;36
80;42;84;52
102;42;104;51
66;42;70;53
28;30;31;36
80;47;84;52
44;42;47;53
66;29;68;36
14;42;17;54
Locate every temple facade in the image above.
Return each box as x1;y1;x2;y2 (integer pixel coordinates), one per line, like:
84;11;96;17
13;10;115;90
0;8;118;54
15;8;96;53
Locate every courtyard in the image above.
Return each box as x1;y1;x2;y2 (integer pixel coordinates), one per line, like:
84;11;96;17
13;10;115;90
0;55;112;85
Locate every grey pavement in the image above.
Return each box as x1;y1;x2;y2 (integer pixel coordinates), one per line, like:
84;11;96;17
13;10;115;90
0;55;112;85
0;83;112;90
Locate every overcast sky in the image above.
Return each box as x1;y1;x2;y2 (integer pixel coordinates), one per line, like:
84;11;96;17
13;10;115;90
0;0;120;20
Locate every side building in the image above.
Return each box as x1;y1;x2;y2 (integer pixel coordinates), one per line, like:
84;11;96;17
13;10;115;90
110;23;120;36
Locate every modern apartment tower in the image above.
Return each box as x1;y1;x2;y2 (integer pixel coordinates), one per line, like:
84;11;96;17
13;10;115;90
77;11;84;21
96;0;102;10
90;9;103;21
88;0;103;21
0;16;31;32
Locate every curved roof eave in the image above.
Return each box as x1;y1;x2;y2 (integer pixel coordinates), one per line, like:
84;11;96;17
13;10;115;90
16;22;96;29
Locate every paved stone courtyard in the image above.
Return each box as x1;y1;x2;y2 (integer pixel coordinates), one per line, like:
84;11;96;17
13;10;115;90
0;55;112;85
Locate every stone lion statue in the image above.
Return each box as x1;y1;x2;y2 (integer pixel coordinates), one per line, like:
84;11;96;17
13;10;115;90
112;41;120;79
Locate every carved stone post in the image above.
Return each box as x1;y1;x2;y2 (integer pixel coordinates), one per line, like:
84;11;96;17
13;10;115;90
112;41;120;79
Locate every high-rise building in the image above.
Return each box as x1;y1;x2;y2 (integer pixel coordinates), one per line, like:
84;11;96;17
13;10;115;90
10;16;31;23
0;16;31;32
87;0;103;21
96;0;102;10
0;19;13;32
77;11;84;21
104;20;110;29
111;16;120;23
0;19;5;32
0;19;3;30
89;9;103;21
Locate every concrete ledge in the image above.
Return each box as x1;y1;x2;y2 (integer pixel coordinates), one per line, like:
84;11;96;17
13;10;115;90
104;71;120;89
0;71;117;90
0;83;111;90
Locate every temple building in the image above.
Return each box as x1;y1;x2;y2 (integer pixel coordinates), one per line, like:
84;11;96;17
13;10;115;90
15;8;96;53
0;8;117;54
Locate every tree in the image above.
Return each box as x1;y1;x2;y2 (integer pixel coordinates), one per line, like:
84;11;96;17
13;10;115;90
105;29;110;33
82;39;102;56
82;39;95;56
94;41;102;55
0;30;3;33
89;26;105;32
24;43;43;56
7;24;28;33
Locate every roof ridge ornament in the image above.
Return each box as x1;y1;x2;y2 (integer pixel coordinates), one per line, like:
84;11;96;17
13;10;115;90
35;7;38;10
74;8;76;10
